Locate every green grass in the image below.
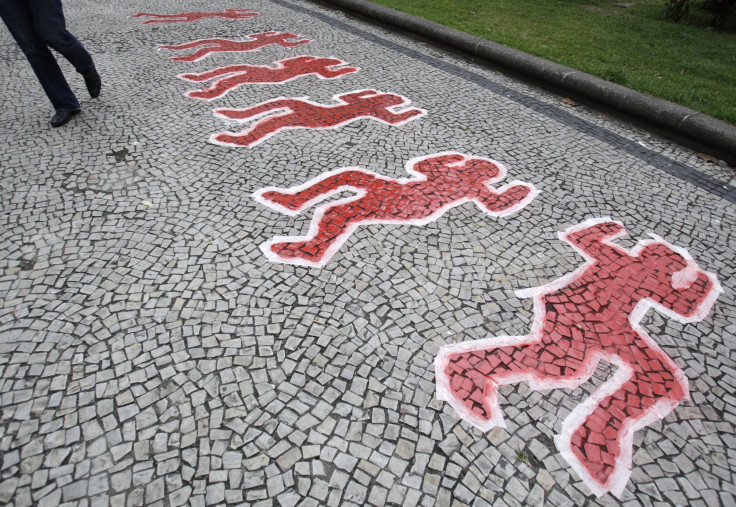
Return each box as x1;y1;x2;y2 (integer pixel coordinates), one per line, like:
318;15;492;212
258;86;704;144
369;0;736;124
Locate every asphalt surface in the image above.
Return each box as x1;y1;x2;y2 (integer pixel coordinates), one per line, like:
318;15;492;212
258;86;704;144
1;0;735;505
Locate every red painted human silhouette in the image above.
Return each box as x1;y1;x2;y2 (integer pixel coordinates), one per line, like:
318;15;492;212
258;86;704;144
211;89;425;148
254;152;537;267
179;56;360;100
435;218;721;498
159;32;310;62
133;9;259;24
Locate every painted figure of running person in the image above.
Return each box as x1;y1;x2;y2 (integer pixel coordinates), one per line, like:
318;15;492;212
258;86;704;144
211;89;425;147
254;152;538;266
159;32;310;62
179;56;359;100
133;9;259;24
435;218;721;497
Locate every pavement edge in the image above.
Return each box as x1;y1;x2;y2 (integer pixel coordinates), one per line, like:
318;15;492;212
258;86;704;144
310;0;736;165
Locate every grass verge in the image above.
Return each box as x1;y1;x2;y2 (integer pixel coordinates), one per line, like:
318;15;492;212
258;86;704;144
367;0;736;124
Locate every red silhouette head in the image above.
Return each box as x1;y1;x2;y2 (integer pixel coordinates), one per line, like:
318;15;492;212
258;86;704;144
639;243;689;284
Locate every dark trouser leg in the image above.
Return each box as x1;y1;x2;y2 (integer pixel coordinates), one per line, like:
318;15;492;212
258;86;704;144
28;0;94;74
0;0;79;111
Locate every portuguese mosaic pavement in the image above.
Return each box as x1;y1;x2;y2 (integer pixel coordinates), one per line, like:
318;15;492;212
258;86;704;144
1;0;735;505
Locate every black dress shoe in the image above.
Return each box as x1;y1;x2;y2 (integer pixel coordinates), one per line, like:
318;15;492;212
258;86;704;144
50;109;80;127
83;68;101;98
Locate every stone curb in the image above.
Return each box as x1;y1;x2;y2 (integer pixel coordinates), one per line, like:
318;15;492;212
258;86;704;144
312;0;736;164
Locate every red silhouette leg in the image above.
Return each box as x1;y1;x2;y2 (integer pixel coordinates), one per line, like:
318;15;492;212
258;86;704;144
160;39;228;50
569;336;686;487
444;332;587;423
180;65;250;82
215;99;296;120
168;47;220;62
189;73;253;100
270;205;362;263
213;116;294;147
261;171;378;211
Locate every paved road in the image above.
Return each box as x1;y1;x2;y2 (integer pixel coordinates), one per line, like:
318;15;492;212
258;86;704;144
1;0;735;505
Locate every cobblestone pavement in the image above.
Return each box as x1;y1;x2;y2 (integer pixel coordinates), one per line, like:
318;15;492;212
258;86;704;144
1;1;735;505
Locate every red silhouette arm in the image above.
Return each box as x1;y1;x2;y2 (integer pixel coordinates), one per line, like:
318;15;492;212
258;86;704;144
188;77;242;100
373;108;424;123
133;13;189;23
318;66;359;78
338;90;378;102
180;65;254;82
658;271;715;318
280;39;311;47
475;184;532;213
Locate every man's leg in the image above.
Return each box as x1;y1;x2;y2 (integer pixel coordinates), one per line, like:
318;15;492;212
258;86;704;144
0;0;80;112
28;0;99;98
28;0;93;74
